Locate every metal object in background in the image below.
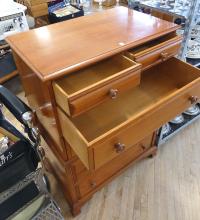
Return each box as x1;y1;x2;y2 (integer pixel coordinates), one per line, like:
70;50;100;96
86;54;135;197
0;85;64;220
170;114;184;124
0;0;29;40
184;104;200;116
178;0;200;60
157;104;200;146
0;169;64;220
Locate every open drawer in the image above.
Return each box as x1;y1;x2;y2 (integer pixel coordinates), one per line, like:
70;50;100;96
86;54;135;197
53;54;141;117
125;33;182;70
57;58;200;170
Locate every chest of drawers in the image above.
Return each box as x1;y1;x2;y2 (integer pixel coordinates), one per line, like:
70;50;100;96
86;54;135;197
7;7;200;215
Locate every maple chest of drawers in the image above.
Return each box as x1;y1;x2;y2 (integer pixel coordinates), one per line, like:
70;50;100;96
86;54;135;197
7;7;200;215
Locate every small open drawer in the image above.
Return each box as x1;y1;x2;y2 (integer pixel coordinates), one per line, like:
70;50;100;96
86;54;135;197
53;54;141;117
57;58;200;170
125;33;182;70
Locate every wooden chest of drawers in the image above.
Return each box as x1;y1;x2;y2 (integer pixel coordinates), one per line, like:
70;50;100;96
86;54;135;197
7;7;200;215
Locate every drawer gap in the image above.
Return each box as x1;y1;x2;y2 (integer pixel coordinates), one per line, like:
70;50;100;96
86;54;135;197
127;33;180;55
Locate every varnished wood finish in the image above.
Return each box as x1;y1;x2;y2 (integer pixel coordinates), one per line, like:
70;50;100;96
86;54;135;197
6;7;179;81
125;34;182;70
53;55;141;117
57;57;200;170
12;51;67;160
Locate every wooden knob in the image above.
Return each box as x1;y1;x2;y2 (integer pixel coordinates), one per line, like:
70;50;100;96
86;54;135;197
140;144;146;150
189;96;199;104
160;52;169;61
109;89;118;99
114;143;125;153
90;181;97;188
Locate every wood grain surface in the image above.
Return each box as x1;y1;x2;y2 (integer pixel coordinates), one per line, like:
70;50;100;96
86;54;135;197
6;7;179;81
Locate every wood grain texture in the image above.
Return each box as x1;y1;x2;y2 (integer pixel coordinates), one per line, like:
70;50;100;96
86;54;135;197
6;7;179;81
57;108;90;169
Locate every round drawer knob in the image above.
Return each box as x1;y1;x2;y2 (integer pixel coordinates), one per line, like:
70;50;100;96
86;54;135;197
189;96;199;105
140;144;146;150
114;143;125;153
109;89;118;99
90;181;97;188
160;52;169;61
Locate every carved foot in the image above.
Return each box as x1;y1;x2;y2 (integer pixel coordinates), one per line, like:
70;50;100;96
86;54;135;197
71;203;81;217
148;146;157;158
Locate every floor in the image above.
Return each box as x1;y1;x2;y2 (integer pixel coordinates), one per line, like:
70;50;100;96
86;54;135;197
3;77;200;220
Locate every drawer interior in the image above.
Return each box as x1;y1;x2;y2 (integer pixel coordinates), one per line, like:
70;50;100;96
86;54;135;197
55;54;137;96
128;33;178;54
68;58;200;142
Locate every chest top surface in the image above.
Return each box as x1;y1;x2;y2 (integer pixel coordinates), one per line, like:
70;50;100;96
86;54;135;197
7;6;179;81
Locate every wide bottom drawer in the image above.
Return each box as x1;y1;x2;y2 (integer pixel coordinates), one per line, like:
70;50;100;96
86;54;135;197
72;133;155;197
58;57;200;170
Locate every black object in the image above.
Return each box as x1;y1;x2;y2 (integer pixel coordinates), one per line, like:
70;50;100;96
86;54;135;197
0;85;40;192
0;85;31;125
0;140;39;193
186;58;200;67
48;4;84;24
0;181;39;220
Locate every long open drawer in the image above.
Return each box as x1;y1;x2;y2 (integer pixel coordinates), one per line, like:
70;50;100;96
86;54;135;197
57;58;200;170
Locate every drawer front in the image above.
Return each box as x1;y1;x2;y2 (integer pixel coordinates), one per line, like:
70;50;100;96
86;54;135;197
93;123;153;169
126;36;182;70
73;133;154;197
69;69;141;116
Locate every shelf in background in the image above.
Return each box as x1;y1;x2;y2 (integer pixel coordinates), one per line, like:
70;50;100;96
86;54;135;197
130;0;189;19
157;104;200;145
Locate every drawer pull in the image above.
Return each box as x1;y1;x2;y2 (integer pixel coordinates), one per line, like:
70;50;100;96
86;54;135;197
160;52;169;61
114;143;125;153
109;89;118;99
140;144;146;150
189;96;199;105
90;181;97;188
